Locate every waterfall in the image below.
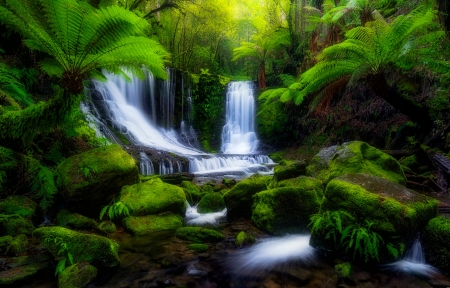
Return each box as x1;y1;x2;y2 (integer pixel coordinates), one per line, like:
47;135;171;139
221;81;259;154
139;152;154;175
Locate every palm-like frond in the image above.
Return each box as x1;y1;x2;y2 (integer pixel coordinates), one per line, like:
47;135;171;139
0;0;168;94
0;62;32;106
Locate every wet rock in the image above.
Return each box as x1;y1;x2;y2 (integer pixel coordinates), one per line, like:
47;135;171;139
181;181;206;205
58;262;97;288
123;214;183;235
272;160;307;182
0;261;48;285
175;227;224;243
2;254;49;268
235;231;255;247
0;214;34;236
98;220;116;233
55;144;139;215
197;193;226;213
0;195;37;218
422;215;450;276
187;243;208;252
307;141;406;185
160;172;194;185
223;174;272;219
222;178;237;188
33;226;119;267
119;178;186;216
56;209;98;229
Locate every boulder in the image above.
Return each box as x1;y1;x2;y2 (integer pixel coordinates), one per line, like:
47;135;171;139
0;235;12;253
0;215;34;236
223;174;272;219
160;172;195;185
235;231;255;247
181;181;206;205
56;209;98;229
272;176;324;198
0;262;48;285
252;179;322;235
316;174;437;246
56;144;139;215
197;193;226;213
97;221;116;233
58;262;97;288
307;141;406;185
119;178;186;216
123;214;183;236
422;215;450;275
0;195;37;218
272;160;306;182
175;227;224;243
33;226;119;267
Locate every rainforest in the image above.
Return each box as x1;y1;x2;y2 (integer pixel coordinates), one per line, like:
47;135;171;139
0;0;450;287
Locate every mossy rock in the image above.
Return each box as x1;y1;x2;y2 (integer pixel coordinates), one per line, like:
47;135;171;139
0;235;12;253
187;243;208;252
197;193;226;213
317;174;437;245
123;214;183;236
0;261;48;285
98;221;116;233
422;215;450;276
256;100;289;146
3;254;49;268
272;160;306;182
9;234;28;255
306;141;406;185
56;144;139;215
33;226;119;267
56;209;98;229
223;174;272;219
222;178;236;188
58;262;98;288
272;176;324;198
0;195;37;218
399;154;419;171
235;231;255;247
252;184;322;235
0;215;34;236
119;178;186;216
335;262;352;279
175;227;224;243
181;181;206;205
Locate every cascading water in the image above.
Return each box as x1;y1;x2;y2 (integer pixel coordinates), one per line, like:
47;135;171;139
221;81;259;154
139;152;154;176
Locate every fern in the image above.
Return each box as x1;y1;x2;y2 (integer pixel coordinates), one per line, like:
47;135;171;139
0;146;17;191
0;61;32;107
44;235;74;276
100;201;131;221
28;157;57;211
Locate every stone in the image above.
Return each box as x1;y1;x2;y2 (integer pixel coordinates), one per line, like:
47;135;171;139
272;160;307;182
0;214;34;236
97;221;116;233
0;195;37;218
56;209;98;229
56;144;139;215
187;243;209;252
119;178;186;216
175;227;224;243
422;215;450;276
181;181;206;205
58;262;98;288
123;214;183;235
33;226;119;267
160;172;195;185
197;193;226;213
0;262;48;285
307;141;406;185
235;231;255;247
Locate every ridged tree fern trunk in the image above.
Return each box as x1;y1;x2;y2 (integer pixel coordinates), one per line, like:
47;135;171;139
258;61;266;89
369;73;433;129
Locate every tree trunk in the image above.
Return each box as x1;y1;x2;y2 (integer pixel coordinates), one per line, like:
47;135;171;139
258;62;266;89
368;73;433;129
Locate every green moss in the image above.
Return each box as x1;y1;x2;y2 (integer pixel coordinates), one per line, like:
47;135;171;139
322;174;437;242
175;227;224;243
235;231;255;247
0;261;48;285
251;185;322;235
56;209;98;229
273;176;324;198
123;214;183;236
98;221;116;233
222;178;236;188
33;226;119;267
399;154;419;170
10;234;28;255
422;216;450;275
119;178;186;216
0;215;34;236
197;193;226;213
307;141;406;185
181;181;206;205
187;243;208;252
4;254;49;268
56;144;139;213
272;160;306;183
0;235;12;253
0;196;37;218
256;100;289;146
58;262;98;288
223;174;272;219
335;262;352;279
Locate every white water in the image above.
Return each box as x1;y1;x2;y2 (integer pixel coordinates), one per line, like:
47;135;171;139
185;202;227;226
221;82;259;154
230;235;315;273
386;237;439;277
139;152;154;175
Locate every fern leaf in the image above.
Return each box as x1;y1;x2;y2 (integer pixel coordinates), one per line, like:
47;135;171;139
100;205;109;220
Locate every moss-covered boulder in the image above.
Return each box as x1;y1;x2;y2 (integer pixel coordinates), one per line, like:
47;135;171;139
272;160;306;182
272;176;324;198
0;261;48;285
98;221;116;233
422;215;450;275
33;226;119;267
9;234;28;255
235;231;255;247
123;214;183;236
175;227;224;243
197;193;226;213
257;99;289;147
56;209;98;229
335;262;352;280
58;262;97;288
187;243;208;252
399;154;419;171
56;144;139;214
0;215;34;236
119;178;186;216
0;195;37;218
222;178;236;188
181;181;206;205
0;235;12;253
223;174;271;219
252;180;322;235
317;174;437;245
307;141;406;185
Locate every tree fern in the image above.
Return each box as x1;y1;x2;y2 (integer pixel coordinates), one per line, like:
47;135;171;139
27;157;57;211
0;61;32;107
0;146;18;191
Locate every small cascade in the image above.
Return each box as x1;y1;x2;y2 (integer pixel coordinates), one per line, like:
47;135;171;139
80;102;115;143
160;68;176;129
185;201;227;226
189;155;274;175
139;152;154;175
221;81;259;154
386;236;439;277
159;159;175;175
